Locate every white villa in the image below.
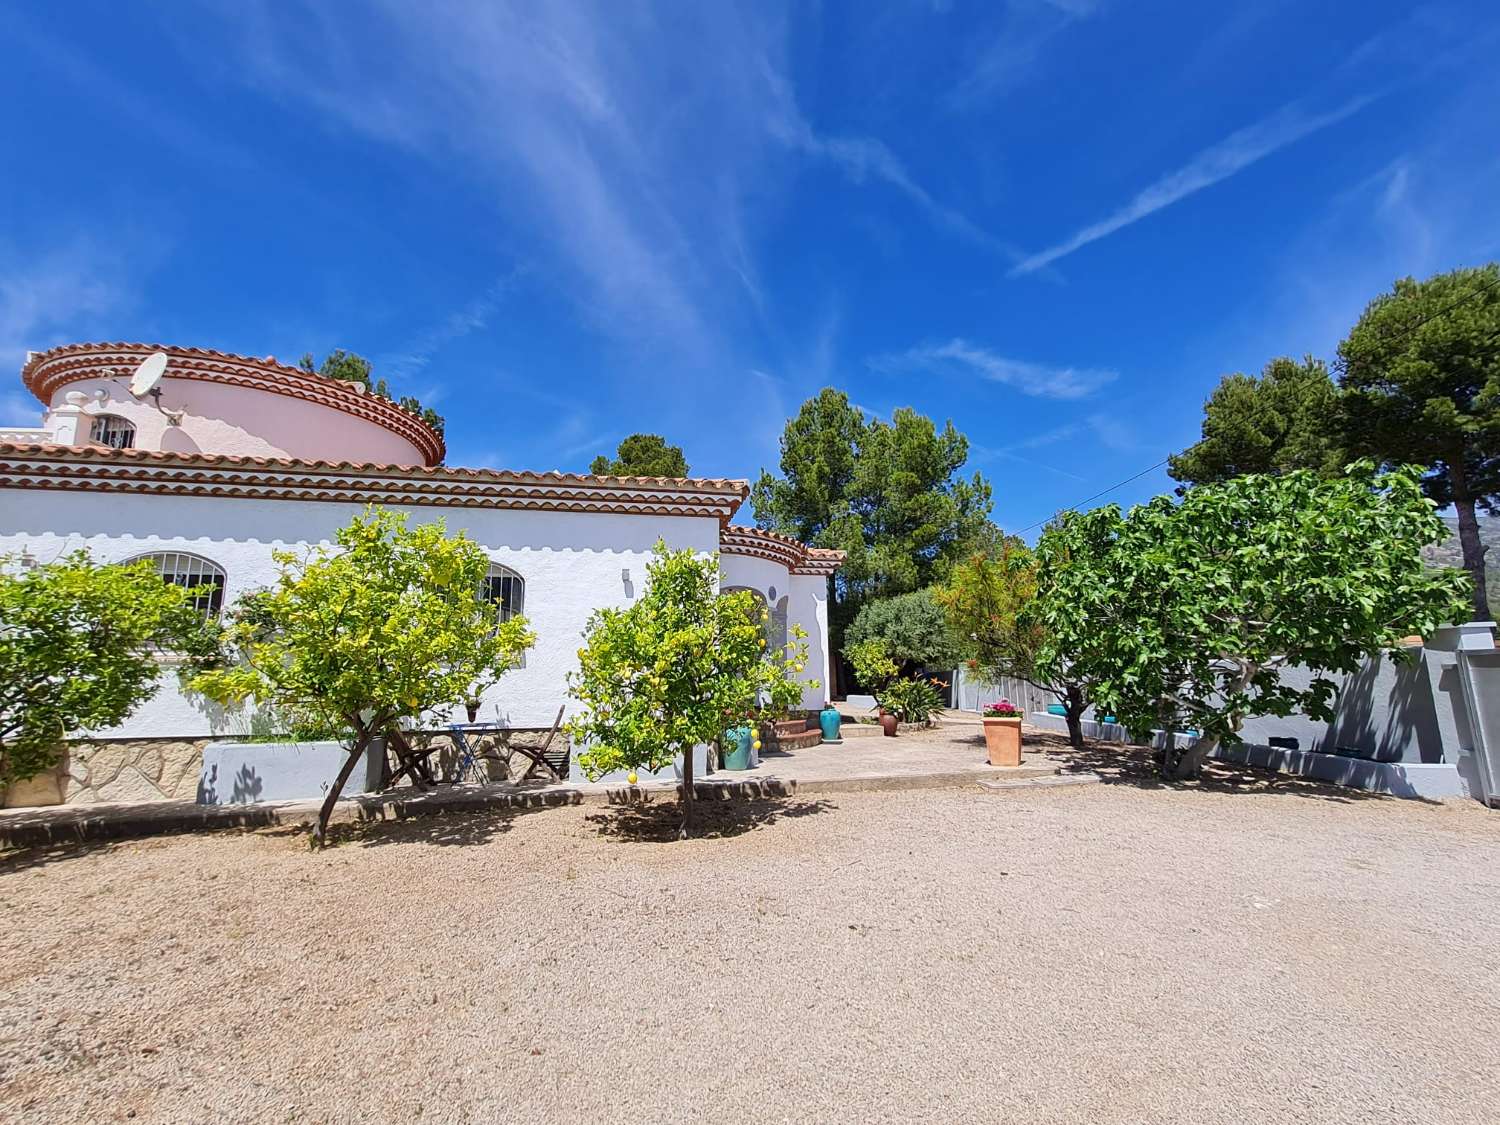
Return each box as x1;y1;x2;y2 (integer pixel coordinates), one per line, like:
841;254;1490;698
0;343;842;806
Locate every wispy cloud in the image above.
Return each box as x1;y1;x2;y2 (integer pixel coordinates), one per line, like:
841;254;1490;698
0;242;131;374
379;272;522;381
948;0;1103;109
1010;95;1376;276
1003;412;1135;453
871;339;1116;400
762;67;1011;254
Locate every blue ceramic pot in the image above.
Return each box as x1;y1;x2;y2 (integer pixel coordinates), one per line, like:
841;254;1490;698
722;726;753;770
819;706;842;743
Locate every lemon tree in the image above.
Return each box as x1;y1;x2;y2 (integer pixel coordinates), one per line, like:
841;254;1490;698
762;623;818;720
1;552;213;791
189;508;535;845
567;542;767;837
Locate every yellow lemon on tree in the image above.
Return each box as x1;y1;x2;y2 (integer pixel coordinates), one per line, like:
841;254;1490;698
752;739;762;751
627;771;638;785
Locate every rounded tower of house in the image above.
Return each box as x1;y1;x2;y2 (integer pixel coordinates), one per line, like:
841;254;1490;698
19;343;444;466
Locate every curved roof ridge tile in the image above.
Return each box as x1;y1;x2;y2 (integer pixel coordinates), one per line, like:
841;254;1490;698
0;441;750;496
21;342;447;465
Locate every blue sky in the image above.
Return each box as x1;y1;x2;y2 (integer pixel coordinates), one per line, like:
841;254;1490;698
3;1;1499;534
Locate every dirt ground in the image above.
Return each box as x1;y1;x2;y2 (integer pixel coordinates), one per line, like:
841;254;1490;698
3;751;1498;1124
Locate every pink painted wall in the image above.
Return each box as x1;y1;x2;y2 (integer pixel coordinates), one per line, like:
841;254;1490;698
47;376;428;464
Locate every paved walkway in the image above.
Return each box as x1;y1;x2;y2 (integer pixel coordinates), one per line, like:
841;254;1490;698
731;710;1056;791
0;712;1061;850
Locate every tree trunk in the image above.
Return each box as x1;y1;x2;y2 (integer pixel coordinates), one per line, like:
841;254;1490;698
678;742;695;840
312;728;371;849
1164;734;1216;780
1063;684;1086;751
1452;489;1490;622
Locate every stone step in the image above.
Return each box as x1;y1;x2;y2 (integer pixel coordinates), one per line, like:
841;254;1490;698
770;719;811;738
774;729;823;751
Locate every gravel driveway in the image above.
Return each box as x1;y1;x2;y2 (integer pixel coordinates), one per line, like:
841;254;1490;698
3;776;1498;1123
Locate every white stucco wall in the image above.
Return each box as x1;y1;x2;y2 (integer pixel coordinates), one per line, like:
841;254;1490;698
790;574;832;710
44;375;428;464
1;490;723;736
720;553;828;709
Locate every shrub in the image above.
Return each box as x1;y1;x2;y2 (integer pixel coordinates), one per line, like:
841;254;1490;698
846;588;962;673
189;508;535;845
1;552;212;788
761;623;819;720
567;543;766;837
880;677;942;724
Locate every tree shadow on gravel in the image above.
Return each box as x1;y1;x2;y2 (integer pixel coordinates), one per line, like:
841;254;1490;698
258;802;569;849
586;797;837;842
0;838;127;874
1022;729;1425;804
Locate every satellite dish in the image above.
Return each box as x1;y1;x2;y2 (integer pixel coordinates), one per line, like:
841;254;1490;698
128;352;168;398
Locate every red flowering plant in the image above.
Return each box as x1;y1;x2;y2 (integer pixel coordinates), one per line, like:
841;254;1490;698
983;698;1022;718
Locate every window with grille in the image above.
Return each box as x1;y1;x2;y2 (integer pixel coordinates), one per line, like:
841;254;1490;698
126;552;226;617
90;415;136;449
481;564;525;622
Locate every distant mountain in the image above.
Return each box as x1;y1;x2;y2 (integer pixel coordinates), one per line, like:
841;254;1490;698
1424;516;1500;572
1424;517;1500;612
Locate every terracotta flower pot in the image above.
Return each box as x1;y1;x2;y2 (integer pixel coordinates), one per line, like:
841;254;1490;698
880;712;899;737
983;715;1023;767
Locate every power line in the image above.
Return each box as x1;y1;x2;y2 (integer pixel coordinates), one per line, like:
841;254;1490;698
1339;270;1500;373
1017;458;1171;534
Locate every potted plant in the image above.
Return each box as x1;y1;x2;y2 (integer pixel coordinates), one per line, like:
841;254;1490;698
845;638;900;734
464;694;482;723
881;677;942;735
982;699;1024;767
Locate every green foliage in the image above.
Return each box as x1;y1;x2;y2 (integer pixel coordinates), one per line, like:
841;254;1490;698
299;350;447;440
302;349;373;387
751;389;993;646
845;588;962;672
878;676;942;724
844;638;899;693
566;544;768;831
1168;356;1343;486
189;508;534;841
590;433;689;478
1033;464;1469;777
1338;264;1500;619
937;539;1042;682
0;554;212;786
761;623;818;720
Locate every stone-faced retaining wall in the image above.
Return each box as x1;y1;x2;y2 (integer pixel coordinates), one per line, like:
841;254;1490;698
2;728;574;810
3;739;210;808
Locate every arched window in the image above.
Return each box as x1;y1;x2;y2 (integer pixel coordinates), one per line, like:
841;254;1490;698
481;563;525;622
126;551;226;617
90;415;136;449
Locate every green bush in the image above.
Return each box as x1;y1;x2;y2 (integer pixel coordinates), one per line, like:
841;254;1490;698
846;588;962;672
1;552;213;788
879;677;942;724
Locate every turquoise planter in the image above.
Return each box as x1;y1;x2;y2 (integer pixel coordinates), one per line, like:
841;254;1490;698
1046;703;1066;717
819;706;843;743
722;726;753;771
